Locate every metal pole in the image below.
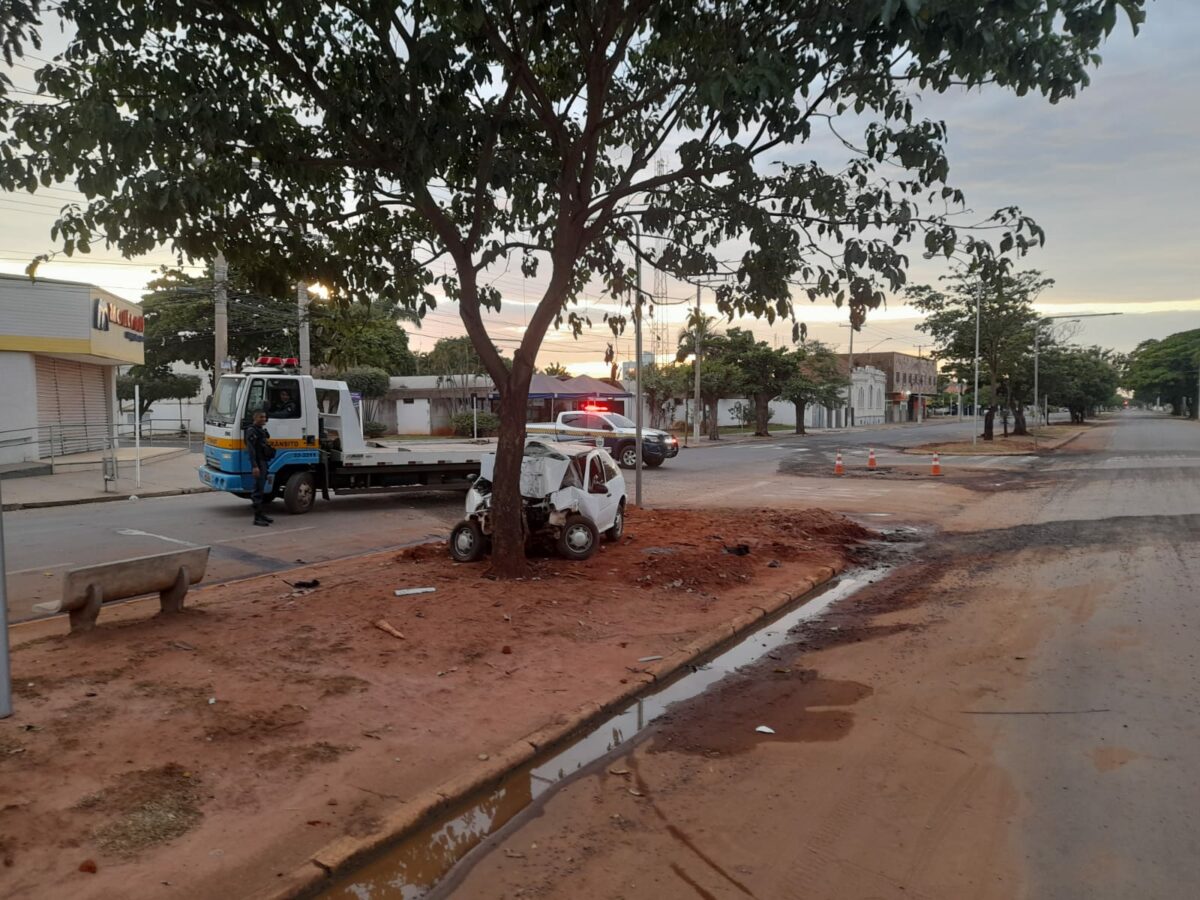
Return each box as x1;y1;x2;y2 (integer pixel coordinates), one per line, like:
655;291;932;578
134;384;142;490
297;281;311;374
472;396;478;440
973;279;981;446
214;250;229;379
634;228;644;508
693;283;701;443
0;478;12;718
1033;322;1040;427
847;325;854;428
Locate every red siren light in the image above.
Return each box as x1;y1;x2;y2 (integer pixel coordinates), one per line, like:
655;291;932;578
582;403;608;412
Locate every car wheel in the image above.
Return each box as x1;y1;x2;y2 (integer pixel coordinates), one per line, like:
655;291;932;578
557;514;599;561
282;471;316;514
618;443;638;469
605;503;625;541
644;456;664;468
449;519;487;563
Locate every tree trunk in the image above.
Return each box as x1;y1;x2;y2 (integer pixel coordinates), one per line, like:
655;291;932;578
487;373;533;578
754;395;771;437
1011;401;1028;436
706;396;721;440
982;405;996;441
793;400;807;435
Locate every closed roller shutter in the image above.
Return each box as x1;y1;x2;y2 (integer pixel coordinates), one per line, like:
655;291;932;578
35;356;111;457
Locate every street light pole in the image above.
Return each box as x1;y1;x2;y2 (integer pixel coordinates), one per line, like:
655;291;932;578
0;479;11;718
634;227;644;508
972;278;981;446
847;325;854;428
693;283;701;443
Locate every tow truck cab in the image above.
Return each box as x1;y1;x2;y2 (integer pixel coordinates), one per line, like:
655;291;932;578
200;362;357;502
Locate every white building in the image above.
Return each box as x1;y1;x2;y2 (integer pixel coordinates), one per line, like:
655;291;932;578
383;374;494;435
0;274;144;466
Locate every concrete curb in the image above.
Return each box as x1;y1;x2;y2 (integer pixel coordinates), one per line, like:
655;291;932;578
1;485;213;511
898;424;1091;457
265;559;847;900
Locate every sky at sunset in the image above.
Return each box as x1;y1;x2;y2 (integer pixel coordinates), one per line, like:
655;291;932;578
1;2;1195;377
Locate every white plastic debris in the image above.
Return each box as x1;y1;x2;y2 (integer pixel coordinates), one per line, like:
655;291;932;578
394;587;436;597
637;655;664;663
207;697;216;705
755;725;776;734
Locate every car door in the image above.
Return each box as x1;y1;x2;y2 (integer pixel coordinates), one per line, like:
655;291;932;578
581;450;620;530
557;412;586;442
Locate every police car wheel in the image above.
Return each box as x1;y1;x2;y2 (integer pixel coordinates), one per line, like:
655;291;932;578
618;443;638;469
605;503;625;541
644;456;664;468
557;515;599;561
449;519;487;563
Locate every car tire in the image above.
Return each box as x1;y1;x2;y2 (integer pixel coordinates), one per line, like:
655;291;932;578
617;442;638;469
605;502;625;541
557;514;599;561
449;519;487;563
644;456;664;468
282;471;316;514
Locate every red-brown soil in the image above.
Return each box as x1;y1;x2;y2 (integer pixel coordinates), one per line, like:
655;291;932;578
0;507;867;900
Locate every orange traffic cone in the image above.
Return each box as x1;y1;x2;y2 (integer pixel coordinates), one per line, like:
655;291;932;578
834;451;845;476
867;448;877;471
931;452;943;477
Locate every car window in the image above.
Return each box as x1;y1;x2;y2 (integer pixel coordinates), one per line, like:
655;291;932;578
600;454;621;482
584;415;612;431
244;378;266;420
560;413;584;428
266;379;302;419
587;456;607;490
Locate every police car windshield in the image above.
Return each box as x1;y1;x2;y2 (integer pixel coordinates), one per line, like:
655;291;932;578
208;376;244;426
604;413;636;428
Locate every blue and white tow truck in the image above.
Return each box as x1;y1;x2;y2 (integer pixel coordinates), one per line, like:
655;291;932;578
200;358;488;514
525;409;679;469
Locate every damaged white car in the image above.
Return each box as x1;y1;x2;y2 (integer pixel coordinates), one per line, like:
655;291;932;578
449;440;626;563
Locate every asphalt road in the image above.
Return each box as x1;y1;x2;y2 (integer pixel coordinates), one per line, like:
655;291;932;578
422;412;1200;899
0;414;1057;625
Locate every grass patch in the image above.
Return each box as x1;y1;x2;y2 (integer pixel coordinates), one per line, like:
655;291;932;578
77;763;202;855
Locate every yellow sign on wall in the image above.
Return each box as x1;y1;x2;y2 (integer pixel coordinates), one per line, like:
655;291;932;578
88;289;145;364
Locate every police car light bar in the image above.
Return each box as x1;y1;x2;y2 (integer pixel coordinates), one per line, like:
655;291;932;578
254;356;300;368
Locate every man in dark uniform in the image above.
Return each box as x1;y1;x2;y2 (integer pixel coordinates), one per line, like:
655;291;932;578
244;408;275;526
271;388;299;418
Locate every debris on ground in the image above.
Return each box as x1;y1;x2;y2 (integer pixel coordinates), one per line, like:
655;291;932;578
372;619;407;640
393;587;436;597
755;725;776;734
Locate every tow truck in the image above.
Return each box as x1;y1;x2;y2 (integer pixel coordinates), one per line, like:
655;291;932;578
200;357;488;514
525;407;678;469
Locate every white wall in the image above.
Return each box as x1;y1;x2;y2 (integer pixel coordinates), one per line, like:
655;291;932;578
0;351;39;464
124;361;212;434
395;398;432;434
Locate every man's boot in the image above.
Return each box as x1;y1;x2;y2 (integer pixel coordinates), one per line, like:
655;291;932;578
254;514;271;527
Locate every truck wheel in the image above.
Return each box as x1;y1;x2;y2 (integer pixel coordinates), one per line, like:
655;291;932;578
282;471;316;514
605;502;625;541
617;443;638;469
449;519;487;563
557;514;599;561
644;456;664;468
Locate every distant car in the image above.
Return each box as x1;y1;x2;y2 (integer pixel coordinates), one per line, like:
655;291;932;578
449;440;626;563
526;410;678;468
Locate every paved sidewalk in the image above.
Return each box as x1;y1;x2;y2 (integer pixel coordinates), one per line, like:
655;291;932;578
0;449;209;510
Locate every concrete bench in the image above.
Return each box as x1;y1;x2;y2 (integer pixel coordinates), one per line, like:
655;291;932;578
34;546;211;633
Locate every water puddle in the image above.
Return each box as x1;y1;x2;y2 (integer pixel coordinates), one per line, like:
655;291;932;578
320;560;896;900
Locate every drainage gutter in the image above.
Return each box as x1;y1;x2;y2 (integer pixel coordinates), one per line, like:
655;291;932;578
254;561;847;900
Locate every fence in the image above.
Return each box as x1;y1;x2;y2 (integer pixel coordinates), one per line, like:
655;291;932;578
0;419;194;464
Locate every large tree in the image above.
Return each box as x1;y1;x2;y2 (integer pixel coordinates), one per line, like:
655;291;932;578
721;328;795;436
908;269;1049;439
0;1;1144;575
117;368;203;420
781;340;844;435
1041;345;1121;423
1126;329;1200;418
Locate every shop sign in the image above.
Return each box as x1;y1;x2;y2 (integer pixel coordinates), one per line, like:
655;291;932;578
93;298;145;342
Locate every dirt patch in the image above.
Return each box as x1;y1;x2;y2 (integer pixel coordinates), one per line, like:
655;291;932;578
1090;746;1141;773
650;668;873;756
76;764;202;856
0;506;865;900
912;423;1091;455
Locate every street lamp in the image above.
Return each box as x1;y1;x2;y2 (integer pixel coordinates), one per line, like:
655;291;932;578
1032;312;1122;426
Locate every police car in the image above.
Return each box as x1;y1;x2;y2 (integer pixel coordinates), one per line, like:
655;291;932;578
525;407;679;468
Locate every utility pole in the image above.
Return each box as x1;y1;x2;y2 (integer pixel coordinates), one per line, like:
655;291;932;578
297;281;311;374
972;277;981;446
214;250;229;379
0;479;11;718
693;283;702;443
633;227;644;508
847;325;855;428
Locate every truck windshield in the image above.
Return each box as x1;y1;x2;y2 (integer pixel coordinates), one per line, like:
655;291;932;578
208;376;244;426
605;413;636;428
